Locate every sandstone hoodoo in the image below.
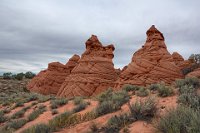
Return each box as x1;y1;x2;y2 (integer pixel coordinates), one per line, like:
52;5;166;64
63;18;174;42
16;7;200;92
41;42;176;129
57;35;118;97
115;25;184;87
27;54;80;95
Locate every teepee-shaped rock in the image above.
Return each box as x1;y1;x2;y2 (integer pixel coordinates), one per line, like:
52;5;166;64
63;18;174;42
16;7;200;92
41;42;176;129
115;25;184;87
57;35;118;97
27;54;80;95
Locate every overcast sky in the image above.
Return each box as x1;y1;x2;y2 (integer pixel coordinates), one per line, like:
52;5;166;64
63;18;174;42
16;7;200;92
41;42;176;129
0;0;200;74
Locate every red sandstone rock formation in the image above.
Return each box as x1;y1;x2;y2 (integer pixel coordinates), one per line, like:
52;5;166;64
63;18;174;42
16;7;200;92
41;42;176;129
57;35;118;97
186;68;200;78
172;52;192;70
115;25;184;87
27;54;80;95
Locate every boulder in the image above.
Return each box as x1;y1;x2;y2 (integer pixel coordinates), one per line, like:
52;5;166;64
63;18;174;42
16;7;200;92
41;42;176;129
115;25;184;88
186;68;200;78
27;54;80;95
57;35;118;97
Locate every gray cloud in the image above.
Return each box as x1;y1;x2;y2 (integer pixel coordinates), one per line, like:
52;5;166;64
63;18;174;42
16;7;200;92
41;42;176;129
0;0;200;73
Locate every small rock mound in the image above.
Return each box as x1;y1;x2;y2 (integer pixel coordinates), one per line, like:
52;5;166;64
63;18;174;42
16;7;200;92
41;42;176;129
57;35;118;97
27;55;80;95
186;68;200;78
172;52;192;70
115;25;184;87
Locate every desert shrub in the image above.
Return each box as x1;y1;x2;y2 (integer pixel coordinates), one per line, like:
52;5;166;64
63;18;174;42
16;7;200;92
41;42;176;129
122;84;140;92
157;85;173;97
15;72;24;80
73;97;84;105
136;87;149;97
7;119;27;130
176;77;200;89
128;98;157;121
15;101;24;107
178;85;196;94
31;102;38;106
22;123;51;133
178;93;200;110
73;102;88;113
156;106;200;133
96;88;113;103
96;89;130;116
3;72;12;79
81;111;97;121
2;108;11;114
26;93;39;102
49;111;80;131
38;104;46;109
0;111;7;123
11;109;26;119
89;123;99;133
103;113;133;133
28;107;46;121
148;84;160;91
38;95;52;103
24;71;36;79
50;98;67;109
51;109;58;115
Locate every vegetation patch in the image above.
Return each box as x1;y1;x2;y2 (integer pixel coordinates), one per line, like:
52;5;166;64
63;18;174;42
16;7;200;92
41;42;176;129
128;97;157;121
122;84;140;92
156;106;200;133
176;77;200;89
50;98;68;109
136;87;149;97
73;101;89;113
157;84;173;97
22;123;51;133
28;106;46;121
95;89;130;116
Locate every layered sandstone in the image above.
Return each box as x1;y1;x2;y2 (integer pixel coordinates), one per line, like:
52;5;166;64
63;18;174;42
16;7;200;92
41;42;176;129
57;35;118;97
186;68;200;78
27;55;80;95
115;25;184;87
172;52;192;70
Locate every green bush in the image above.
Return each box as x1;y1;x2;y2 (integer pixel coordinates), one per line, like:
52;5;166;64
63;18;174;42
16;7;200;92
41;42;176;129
15;72;24;80
22;123;51;133
136;87;149;97
24;71;36;79
156;106;200;133
73;102;88;113
8;119;27;129
178;85;196;94
49;111;77;131
28;107;46;121
103;113;133;133
3;72;12;79
11;109;26;119
176;77;200;89
26;93;39;102
128;98;157;121
73;97;84;105
50;98;68;109
122;84;140;92
0;111;7;123
157;85;173;97
51;109;58;115
95;89;130;116
148;84;160;91
178;93;200;110
15;101;24;107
